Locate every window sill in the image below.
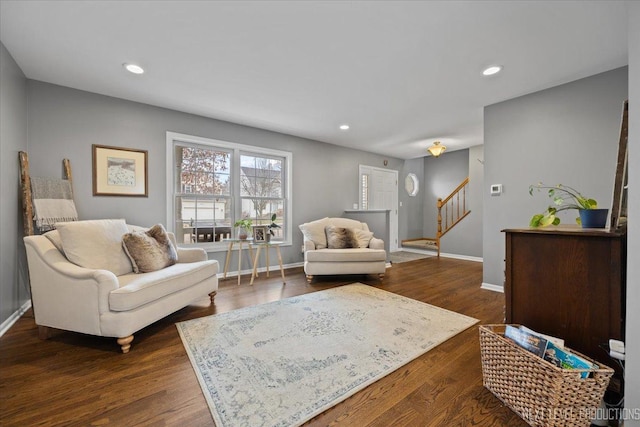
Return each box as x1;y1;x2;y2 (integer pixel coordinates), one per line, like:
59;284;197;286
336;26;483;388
177;240;292;253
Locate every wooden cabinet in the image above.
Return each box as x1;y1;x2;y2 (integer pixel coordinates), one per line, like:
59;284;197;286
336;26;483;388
503;226;626;375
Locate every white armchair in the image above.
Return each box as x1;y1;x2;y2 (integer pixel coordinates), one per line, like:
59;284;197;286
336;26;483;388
23;219;218;353
299;217;387;283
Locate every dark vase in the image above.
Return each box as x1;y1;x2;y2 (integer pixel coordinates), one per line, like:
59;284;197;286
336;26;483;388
579;208;609;228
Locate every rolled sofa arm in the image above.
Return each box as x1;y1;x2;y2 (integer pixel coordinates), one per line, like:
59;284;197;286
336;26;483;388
23;236;119;335
369;237;384;250
303;240;316;252
176;247;208;263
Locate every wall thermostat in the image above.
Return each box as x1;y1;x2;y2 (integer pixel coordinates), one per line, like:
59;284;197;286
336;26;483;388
490;184;502;196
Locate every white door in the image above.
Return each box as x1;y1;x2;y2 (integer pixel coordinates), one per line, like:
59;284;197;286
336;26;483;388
359;165;399;251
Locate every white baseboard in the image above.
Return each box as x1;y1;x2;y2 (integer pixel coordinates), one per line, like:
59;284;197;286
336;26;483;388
217;261;304;279
398;247;482;263
0;300;32;338
481;282;504;293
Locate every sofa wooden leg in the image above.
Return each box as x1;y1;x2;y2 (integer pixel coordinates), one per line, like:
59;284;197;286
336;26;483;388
209;291;217;303
306;275;313;283
38;326;52;340
117;335;134;354
378;273;385;280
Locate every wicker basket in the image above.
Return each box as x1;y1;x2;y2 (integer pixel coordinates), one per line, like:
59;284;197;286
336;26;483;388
479;324;614;427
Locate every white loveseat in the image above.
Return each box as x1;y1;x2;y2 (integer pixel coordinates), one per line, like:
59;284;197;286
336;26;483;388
299;217;387;283
23;219;219;353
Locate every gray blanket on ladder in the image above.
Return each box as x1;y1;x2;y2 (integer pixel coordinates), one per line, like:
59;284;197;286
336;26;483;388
30;177;78;231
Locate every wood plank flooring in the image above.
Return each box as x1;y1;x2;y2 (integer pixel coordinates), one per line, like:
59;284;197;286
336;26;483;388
0;257;527;427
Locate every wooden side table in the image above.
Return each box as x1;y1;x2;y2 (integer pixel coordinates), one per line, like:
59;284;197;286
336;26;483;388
222;238;255;286
250;242;285;285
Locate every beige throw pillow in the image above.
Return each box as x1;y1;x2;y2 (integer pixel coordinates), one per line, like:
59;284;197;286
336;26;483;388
325;225;359;249
56;219;132;276
299;217;329;249
353;229;374;248
122;224;178;273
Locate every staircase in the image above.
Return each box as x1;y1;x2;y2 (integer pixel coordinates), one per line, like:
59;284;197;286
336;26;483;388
402;177;470;257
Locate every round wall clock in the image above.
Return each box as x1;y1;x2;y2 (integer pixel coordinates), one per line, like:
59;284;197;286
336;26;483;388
405;173;419;197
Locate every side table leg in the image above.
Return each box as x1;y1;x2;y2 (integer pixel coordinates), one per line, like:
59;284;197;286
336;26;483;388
237;240;243;286
223;241;233;279
251;245;262;285
266;246;270;277
276;246;286;284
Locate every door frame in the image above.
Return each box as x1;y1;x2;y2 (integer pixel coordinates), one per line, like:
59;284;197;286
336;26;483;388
358;165;399;251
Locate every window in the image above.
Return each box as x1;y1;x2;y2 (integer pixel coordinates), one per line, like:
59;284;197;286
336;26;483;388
167;132;292;250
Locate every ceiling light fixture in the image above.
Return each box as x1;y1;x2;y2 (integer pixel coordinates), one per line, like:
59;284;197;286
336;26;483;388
123;63;144;74
482;65;502;76
339;124;350;130
427;141;447;157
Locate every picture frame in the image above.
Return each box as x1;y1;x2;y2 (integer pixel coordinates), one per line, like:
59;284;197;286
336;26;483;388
253;226;267;243
93;144;148;197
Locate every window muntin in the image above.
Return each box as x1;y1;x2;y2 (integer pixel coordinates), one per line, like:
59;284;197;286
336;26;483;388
168;133;291;249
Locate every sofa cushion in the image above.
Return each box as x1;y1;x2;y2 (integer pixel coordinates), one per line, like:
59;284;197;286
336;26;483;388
354;229;374;248
122;224;178;273
326;226;358;249
110;260;219;311
299;217;329;249
306;248;387;263
43;230;64;253
56;219;133;276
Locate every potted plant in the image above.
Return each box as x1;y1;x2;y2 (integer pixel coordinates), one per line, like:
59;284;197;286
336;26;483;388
234;218;253;240
529;183;608;228
266;213;281;242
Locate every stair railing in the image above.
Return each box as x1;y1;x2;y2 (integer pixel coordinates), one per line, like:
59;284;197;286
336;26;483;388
436;177;471;256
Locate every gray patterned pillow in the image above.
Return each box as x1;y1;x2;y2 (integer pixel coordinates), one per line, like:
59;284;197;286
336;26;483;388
325;225;359;249
122;224;178;273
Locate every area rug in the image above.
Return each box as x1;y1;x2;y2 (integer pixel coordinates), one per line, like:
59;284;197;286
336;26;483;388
176;283;478;427
390;250;432;264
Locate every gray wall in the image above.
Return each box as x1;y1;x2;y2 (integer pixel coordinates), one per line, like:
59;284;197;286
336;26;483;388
399;157;425;241
421;148;483;258
0;42;29;326
25;81;404;270
483;67;628;288
625;2;639;423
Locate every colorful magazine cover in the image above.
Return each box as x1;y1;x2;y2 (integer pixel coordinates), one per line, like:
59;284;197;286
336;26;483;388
504;325;548;357
543;341;597;378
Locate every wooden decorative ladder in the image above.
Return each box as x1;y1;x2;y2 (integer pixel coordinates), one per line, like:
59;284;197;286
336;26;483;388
402;177;470;257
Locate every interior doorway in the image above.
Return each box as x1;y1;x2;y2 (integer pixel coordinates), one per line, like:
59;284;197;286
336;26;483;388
359;165;398;251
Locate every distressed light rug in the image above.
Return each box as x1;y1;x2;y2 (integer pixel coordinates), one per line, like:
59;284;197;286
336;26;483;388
176;283;478;427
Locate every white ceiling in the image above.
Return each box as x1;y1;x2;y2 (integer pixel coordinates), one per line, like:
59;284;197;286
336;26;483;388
0;1;629;159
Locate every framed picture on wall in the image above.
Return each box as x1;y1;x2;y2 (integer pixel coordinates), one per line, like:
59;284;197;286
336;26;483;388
92;144;148;197
253;226;267;243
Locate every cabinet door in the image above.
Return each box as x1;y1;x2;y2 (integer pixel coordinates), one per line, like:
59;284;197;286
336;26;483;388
505;232;623;365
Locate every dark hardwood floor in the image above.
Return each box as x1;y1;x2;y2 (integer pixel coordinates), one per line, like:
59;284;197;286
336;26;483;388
0;257;527;427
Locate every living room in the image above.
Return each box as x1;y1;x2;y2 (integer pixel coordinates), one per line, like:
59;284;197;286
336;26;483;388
1;2;639;426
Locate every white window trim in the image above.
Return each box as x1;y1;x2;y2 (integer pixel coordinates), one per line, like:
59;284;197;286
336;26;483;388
166;131;293;252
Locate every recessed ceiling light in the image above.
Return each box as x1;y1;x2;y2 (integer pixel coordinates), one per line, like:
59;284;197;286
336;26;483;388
482;65;502;76
123;63;144;74
339;124;350;130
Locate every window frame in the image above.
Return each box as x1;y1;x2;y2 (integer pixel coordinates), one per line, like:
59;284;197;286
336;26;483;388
166;132;292;252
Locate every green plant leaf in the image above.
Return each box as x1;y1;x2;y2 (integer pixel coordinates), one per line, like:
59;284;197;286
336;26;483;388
529;214;544;227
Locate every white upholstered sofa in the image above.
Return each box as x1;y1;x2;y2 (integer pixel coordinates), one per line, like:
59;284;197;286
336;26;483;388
23;219;219;353
299;217;387;283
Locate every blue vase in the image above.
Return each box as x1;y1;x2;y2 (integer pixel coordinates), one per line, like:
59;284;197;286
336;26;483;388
579;209;609;228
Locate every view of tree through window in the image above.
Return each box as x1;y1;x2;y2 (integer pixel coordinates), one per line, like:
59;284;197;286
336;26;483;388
240;155;284;237
171;138;288;246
